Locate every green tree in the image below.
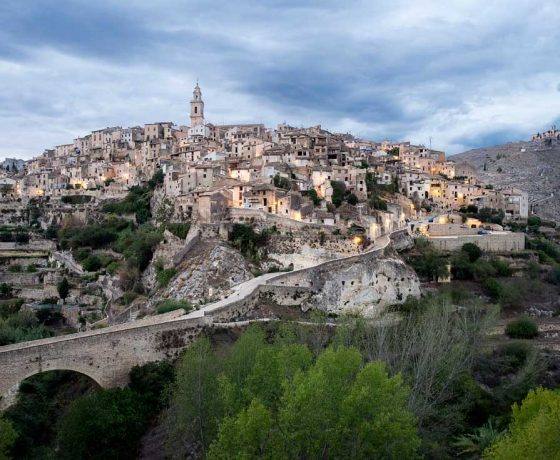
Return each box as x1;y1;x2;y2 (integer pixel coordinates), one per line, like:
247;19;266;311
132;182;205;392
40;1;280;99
0;417;17;460
278;347;363;457
346;193;359;205
462;243;482;262
330;181;346;207
306;188;321;206
207;399;276;460
166;338;222;456
57;277;70;301
336;362;420;458
485;388;560;459
57;388;148;460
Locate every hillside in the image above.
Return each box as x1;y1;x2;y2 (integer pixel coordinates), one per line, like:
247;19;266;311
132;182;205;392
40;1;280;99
452;140;560;222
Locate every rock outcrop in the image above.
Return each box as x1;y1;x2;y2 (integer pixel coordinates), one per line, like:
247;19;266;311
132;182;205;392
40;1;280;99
156;241;253;305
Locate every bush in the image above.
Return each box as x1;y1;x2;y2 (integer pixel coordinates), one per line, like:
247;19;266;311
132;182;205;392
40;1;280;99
57;278;70;300
59;218;132;250
156;265;177;288
229;224;273;263
114;225;163;271
156;299;192;315
8;264;21;273
368;194;388;210
330;181;346;207
527;216;541;228
129;361;174;412
61;195;92;205
0;417;17;460
121;291;139;305
483;278;504;302
305;189;321;206
451;251;474;280
81;255;102;272
0;310;51;345
14;231;30;244
547;266;560;285
490;258;512;277
505;317;539;339
0;283;13;299
166;222;190;239
462;243;482;262
273;173;291;190
346;193;358;205
102;186;153;224
408;240;449;281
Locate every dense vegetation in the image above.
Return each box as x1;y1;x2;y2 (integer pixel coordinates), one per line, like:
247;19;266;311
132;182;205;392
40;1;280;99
165;326;420;458
228;223;276;263
2;362;172;459
102;169;163;224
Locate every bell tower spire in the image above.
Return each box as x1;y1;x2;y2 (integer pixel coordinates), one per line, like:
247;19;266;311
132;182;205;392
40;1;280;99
190;81;204;127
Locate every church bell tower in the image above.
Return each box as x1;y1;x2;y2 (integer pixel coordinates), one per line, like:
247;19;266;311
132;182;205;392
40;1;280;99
190;82;205;127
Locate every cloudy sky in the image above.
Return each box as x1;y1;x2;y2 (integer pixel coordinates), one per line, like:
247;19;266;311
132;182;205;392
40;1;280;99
1;0;559;159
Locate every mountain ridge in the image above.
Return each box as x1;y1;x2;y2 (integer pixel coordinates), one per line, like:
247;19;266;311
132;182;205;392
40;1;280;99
451;139;560;222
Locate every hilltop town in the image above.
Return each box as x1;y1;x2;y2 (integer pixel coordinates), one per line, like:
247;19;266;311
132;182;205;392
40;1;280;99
0;83;535;326
0;83;529;227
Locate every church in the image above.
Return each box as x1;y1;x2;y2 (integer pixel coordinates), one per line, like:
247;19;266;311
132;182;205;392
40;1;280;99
187;82;211;139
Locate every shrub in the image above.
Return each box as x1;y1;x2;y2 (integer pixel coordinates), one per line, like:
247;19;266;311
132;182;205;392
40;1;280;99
57;278;70;300
14;231;30;244
346;193;358;205
368;194;388;210
330;181;346;207
115;225;163;271
0;283;13;299
273;173;291;190
106;261;120;275
81;255;102;272
451;251;474;280
229;224;273;262
156;266;177;288
305;189;321;206
61;195;92;205
505;317;539;339
527;215;541;228
8;264;22;273
483;278;504;302
547;266;560;285
461;243;482;262
491;258;512;277
472;259;497;280
156;299;192;314
166;222;190;239
102;186;153;224
121;291;139;305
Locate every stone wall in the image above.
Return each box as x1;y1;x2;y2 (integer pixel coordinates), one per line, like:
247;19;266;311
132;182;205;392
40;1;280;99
428;232;525;252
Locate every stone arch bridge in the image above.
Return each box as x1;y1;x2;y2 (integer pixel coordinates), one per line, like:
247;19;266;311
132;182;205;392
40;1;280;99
0;230;416;409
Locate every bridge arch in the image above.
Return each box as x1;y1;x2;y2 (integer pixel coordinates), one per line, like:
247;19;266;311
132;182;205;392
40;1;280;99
1;364;105;410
